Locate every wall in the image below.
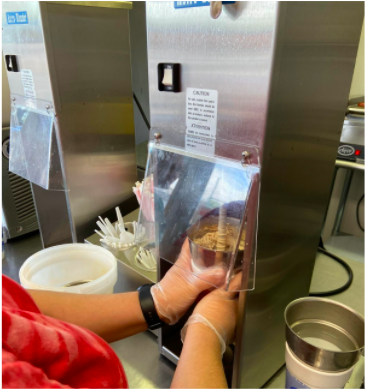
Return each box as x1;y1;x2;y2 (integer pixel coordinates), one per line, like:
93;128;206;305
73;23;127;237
349;23;364;99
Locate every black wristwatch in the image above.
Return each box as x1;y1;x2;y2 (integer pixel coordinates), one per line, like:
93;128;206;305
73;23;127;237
137;284;165;330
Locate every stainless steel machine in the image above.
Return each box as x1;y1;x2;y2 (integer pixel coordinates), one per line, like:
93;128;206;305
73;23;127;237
2;1;138;247
137;2;363;387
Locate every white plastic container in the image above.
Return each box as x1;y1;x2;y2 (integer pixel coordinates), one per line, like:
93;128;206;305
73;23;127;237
285;343;354;389
20;244;117;294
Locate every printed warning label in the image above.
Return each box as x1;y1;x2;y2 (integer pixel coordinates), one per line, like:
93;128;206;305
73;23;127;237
186;88;218;139
185;134;215;156
21;69;36;99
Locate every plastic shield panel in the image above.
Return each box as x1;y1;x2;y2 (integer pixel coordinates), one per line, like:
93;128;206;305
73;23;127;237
135;142;260;291
9;105;65;190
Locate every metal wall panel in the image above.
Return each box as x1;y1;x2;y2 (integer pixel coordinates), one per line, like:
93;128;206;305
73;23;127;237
147;1;277;158
41;2;138;241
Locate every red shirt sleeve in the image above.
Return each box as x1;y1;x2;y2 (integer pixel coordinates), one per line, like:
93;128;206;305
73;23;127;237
2;275;128;388
3;349;71;388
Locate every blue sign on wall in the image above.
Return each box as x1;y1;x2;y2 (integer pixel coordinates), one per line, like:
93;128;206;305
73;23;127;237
174;1;234;9
6;11;28;25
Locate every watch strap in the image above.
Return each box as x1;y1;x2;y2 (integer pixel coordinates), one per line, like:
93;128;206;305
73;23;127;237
138;284;164;330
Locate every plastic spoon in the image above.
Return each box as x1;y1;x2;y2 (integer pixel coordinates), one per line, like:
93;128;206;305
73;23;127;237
97;221;109;236
94;230;106;239
105;218;119;238
116;207;124;230
98;216;108;228
146;251;157;268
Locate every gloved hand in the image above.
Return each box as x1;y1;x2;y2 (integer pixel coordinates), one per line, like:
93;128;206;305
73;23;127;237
151;239;226;325
181;273;241;355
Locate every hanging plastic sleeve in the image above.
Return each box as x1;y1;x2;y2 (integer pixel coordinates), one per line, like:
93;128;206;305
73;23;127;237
9;105;65;191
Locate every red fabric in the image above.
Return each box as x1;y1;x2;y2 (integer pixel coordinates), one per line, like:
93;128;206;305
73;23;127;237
2;275;128;388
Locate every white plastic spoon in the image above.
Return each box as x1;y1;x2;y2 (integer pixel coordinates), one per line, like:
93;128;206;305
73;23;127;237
105;218;119;238
97;221;109;236
95;229;106;239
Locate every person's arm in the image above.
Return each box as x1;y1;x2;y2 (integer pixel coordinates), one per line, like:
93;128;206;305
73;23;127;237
171;323;227;388
28;290;147;343
28;240;226;343
172;273;242;388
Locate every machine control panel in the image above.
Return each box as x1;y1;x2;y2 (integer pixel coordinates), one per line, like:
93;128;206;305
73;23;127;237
337;143;364;161
338;110;364;162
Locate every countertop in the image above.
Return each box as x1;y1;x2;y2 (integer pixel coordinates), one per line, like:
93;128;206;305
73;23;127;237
3;208;364;388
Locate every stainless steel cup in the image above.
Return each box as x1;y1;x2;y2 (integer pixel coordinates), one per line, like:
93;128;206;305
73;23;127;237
187;216;241;270
285;297;364;372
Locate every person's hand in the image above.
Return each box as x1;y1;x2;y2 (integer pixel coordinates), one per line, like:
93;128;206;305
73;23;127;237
181;273;241;354
151;239;226;325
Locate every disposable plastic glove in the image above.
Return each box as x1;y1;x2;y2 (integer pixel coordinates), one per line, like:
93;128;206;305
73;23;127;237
151;239;226;325
181;273;241;355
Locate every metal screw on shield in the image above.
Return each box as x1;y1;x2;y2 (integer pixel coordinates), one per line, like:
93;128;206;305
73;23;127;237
154;132;162;144
241;151;251;166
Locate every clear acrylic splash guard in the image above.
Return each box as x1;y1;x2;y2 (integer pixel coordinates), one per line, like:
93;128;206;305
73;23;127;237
9;105;65;190
135;142;260;291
